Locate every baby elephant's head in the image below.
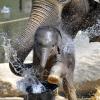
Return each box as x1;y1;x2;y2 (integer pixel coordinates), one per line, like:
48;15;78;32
34;26;61;68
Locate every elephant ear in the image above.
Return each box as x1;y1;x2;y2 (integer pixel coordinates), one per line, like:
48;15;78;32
75;0;89;14
60;0;91;37
69;0;89;14
72;0;99;14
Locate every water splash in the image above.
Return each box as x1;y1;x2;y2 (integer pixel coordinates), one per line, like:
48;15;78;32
74;19;100;83
0;33;46;94
84;19;100;38
17;74;46;94
0;33;10;62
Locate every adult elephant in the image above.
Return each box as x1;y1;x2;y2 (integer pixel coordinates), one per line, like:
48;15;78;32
10;0;89;75
9;0;99;75
9;0;99;100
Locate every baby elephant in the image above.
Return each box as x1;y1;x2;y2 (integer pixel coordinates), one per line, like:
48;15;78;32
34;26;77;100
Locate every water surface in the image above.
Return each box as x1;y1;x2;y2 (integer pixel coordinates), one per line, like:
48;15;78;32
0;0;31;63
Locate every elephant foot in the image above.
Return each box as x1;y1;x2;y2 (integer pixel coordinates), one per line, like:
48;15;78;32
48;74;61;84
47;62;65;84
67;88;77;100
63;78;77;100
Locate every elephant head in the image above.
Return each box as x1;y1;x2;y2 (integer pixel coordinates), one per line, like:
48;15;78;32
33;26;61;68
9;0;90;76
9;0;71;75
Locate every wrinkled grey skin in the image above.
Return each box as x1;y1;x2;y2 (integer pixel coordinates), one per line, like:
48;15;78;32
33;26;61;68
33;26;76;100
9;0;100;99
9;0;90;64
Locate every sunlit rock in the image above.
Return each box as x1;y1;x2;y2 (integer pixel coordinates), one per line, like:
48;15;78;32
0;97;23;100
0;63;22;89
91;87;100;100
55;95;67;100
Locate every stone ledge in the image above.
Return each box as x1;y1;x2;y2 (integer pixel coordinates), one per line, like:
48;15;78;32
0;97;23;100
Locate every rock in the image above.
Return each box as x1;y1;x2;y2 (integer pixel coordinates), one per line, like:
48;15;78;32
0;63;22;89
0;80;24;97
0;63;24;97
55;95;67;100
0;97;23;100
91;87;100;100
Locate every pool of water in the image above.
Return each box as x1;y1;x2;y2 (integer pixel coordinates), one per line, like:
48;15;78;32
0;0;31;63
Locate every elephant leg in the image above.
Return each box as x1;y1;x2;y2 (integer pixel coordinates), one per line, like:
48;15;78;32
62;49;76;100
9;0;60;76
48;57;77;100
63;73;77;100
48;62;77;100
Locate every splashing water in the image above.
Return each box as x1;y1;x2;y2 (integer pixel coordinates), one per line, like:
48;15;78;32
84;19;100;38
17;74;46;94
0;33;46;94
74;19;100;83
0;32;10;62
0;19;99;96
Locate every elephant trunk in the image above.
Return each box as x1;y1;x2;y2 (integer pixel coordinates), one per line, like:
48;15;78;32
11;0;59;62
40;48;50;68
9;0;59;76
48;62;65;84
